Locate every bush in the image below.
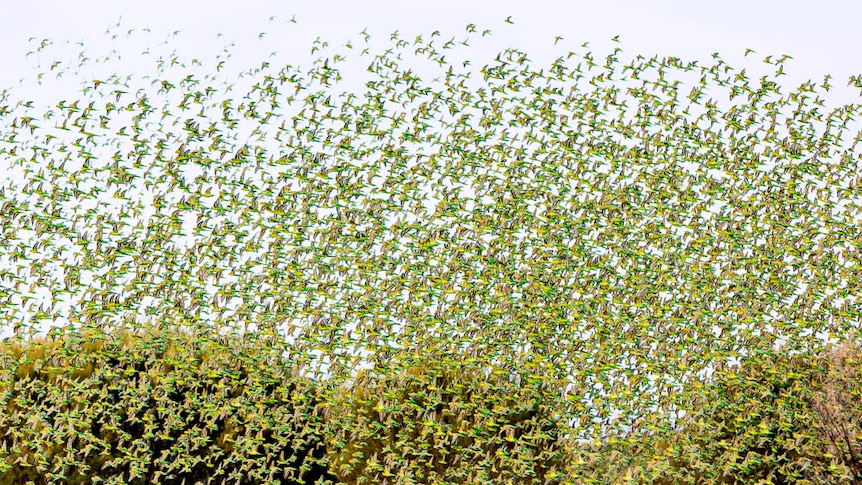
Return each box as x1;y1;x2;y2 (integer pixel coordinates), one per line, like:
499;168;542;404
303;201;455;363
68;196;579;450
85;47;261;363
319;351;569;485
802;340;862;483
626;341;859;484
0;323;338;485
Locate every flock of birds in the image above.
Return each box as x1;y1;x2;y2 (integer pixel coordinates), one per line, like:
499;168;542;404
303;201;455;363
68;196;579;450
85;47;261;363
1;17;861;449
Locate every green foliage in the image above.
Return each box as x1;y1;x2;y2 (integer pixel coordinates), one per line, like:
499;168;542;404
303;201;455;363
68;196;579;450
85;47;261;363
0;323;337;485
619;341;858;484
319;349;568;484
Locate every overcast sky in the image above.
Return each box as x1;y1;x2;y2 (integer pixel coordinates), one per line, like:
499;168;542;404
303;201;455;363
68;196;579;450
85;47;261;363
2;0;861;106
1;0;861;440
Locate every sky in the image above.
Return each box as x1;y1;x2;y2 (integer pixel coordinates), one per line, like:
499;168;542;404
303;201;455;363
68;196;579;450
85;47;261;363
2;0;861;107
1;0;861;440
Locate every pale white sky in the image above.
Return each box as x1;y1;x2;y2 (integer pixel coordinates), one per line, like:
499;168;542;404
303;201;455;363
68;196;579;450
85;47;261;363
2;0;861;106
1;0;860;441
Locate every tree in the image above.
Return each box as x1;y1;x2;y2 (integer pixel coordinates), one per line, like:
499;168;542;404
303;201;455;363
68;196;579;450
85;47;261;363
320;349;568;484
0;323;338;484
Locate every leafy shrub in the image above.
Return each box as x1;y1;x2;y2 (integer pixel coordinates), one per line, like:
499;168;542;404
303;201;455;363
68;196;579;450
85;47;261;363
319;350;569;485
0;323;338;485
626;342;856;484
